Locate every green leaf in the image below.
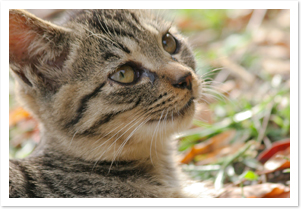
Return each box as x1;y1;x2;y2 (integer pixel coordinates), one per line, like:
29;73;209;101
242;170;259;181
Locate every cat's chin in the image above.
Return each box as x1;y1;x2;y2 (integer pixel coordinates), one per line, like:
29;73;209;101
147;97;195;124
174;97;195;119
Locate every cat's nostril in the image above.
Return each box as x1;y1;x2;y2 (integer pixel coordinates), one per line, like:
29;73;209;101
172;73;192;90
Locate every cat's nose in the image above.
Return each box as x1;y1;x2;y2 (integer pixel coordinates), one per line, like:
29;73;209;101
172;72;192;91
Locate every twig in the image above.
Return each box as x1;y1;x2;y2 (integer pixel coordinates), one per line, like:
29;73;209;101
257;102;273;145
246;9;267;32
218;56;256;85
214;141;256;189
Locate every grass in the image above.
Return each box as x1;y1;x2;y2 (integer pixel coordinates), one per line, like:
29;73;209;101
172;9;290;188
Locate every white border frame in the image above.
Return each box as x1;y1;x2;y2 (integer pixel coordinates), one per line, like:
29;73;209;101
1;1;298;207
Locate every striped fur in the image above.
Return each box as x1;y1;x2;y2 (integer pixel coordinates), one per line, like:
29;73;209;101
10;150;183;198
9;9;201;198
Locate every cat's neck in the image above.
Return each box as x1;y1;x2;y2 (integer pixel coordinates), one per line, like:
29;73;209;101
30;127;182;188
36;123;177;166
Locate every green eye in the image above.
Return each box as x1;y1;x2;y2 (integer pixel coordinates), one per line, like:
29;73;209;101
110;65;135;83
162;32;177;54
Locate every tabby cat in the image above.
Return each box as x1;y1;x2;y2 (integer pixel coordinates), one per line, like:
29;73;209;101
9;9;201;198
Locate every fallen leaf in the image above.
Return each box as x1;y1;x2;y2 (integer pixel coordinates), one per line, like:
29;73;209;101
195;142;244;165
181;129;236;164
9;107;31;127
262;186;290;198
217;183;289;198
263;154;290;172
257;139;290;164
265;191;290;198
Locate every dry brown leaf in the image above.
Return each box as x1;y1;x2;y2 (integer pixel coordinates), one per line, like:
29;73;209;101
9;107;31;127
180;130;236;164
262;187;289;198
259;146;290;174
257;139;290;164
266;191;290;198
263;159;290;173
218;183;289;198
195;142;244;165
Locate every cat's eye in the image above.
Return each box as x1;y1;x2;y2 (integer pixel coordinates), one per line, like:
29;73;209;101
162;33;177;54
110;65;135;84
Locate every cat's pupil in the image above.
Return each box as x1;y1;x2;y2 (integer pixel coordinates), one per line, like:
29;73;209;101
162;33;177;54
110;65;135;84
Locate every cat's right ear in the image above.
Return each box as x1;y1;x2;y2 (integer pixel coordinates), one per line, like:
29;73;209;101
9;9;71;92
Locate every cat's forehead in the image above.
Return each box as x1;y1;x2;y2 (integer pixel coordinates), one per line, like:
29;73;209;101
69;9;172;36
70;10;179;65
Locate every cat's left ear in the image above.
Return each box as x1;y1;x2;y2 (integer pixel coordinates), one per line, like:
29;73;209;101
9;9;71;92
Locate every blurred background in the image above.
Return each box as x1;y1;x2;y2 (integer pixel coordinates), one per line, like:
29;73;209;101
9;9;290;198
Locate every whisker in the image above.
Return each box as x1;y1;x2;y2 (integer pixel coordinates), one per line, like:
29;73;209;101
89;122;132;154
88;121;126;148
197;97;212;105
67;130;78;150
88;108;146;153
91;111;146;171
85;30;122;52
203;88;229;102
171;110;176;133
155;109;168;160
150;110;164;166
200;68;223;78
202;92;225;103
108;116;152;172
161;108;169;146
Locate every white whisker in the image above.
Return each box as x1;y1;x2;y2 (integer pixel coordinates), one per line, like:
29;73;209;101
150;110;164;166
91;111;146;171
108;116;152;172
68;130;78;150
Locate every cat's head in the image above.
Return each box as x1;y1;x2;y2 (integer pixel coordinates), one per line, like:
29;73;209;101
10;9;201;159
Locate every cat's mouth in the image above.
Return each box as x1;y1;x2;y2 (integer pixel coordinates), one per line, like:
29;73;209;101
178;97;195;116
148;97;195;123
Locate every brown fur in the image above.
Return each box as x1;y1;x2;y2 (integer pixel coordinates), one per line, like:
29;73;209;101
9;9;202;198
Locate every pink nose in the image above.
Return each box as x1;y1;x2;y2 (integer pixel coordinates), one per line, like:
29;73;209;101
172;72;192;90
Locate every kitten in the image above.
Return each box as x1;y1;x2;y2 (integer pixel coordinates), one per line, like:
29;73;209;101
9;9;201;198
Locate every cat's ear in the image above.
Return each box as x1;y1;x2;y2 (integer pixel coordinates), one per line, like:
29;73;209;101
9;9;71;92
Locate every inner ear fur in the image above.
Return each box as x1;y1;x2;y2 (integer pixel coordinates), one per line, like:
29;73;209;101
9;9;72;92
